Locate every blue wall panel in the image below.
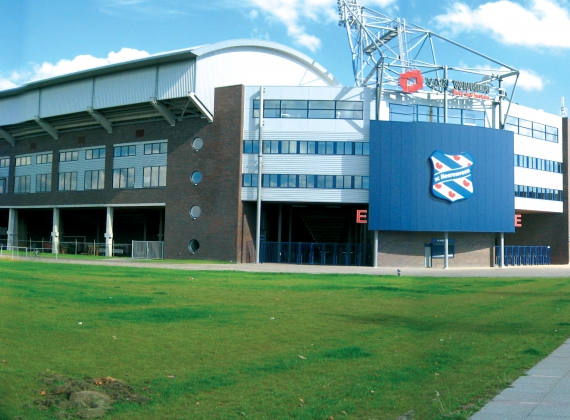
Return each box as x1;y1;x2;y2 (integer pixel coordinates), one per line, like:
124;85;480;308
369;121;514;233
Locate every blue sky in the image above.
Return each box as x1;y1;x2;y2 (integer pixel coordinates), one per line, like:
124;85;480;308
1;0;569;115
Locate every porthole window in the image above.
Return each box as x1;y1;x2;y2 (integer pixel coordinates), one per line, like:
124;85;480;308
191;171;202;185
189;205;201;219
192;137;204;151
188;239;200;254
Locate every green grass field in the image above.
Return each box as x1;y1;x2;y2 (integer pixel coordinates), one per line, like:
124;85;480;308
1;260;569;419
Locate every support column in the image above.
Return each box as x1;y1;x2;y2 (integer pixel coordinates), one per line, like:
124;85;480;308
255;86;264;264
51;208;60;254
288;207;292;263
500;232;505;268
277;204;282;263
7;208;17;248
444;231;449;269
373;230;379;268
105;207;114;257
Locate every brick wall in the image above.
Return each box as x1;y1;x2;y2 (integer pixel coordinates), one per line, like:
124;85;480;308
0;85;246;261
378;231;495;267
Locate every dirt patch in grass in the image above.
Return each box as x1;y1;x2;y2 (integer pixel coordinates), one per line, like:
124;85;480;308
32;372;148;418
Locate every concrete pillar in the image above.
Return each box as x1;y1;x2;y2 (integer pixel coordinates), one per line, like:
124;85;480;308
7;208;17;248
444;232;449;269
105;207;114;257
373;230;379;268
500;232;505;268
51;208;60;254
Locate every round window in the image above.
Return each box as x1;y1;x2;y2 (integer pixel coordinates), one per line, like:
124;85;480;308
188;239;200;253
189;205;201;219
192;137;204;151
191;171;202;185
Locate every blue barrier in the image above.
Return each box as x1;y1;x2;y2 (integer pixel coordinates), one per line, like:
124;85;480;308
495;245;550;266
260;242;372;266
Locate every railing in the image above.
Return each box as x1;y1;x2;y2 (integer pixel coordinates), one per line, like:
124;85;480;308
6;240;133;258
260;242;372;266
132;241;164;259
495;245;550;266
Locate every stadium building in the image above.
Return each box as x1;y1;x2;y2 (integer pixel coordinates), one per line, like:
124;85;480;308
0;8;567;268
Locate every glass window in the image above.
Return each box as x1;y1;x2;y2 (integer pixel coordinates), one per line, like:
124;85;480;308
143;166;166;188
188;239;200;253
353;176;362;189
0;157;9;167
192;137;203;151
0;177;5;193
299;141;308;154
307;142;316;154
325;175;333;188
84;170;105;190
189;206;201;219
317;142;326;155
144;142;167;155
35;174;51;192
269;174;278;187
14;175;31;193
15;156;31;166
113;168;135;188
335;175;344;189
306;175;315;188
298;175;307;188
343;175;352;189
336;142;345;155
316;175;325;188
190;171;202;185
58;172;77;191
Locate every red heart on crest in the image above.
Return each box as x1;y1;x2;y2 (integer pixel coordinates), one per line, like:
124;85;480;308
435;183;442;189
463;180;470;187
448;191;456;198
453;156;460;161
435;162;443;169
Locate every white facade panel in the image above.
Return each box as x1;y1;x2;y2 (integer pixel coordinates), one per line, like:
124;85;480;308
514;167;563;190
14;152;53;193
196;47;333;112
58;147;106;192
0;91;40;126
514;134;562;162
40;79;94;118
243;130;369;142
93;68;157;109
242;187;368;203
515;197;563;213
157;60;196;100
112;141;167;189
261;155;369;175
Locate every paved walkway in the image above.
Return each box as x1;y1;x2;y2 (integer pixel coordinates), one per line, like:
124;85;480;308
471;338;570;420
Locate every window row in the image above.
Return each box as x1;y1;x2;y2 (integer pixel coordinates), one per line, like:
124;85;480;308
253;100;364;120
505;116;558;142
242;173;370;189
0;157;8;167
244;140;370;155
10;167;165;192
15;156;31;166
114;145;136;157
389;104;485;127
86;147;106;160
37;153;53;164
514;185;563;201
60;151;78;162
144;142;167;155
515;155;563;173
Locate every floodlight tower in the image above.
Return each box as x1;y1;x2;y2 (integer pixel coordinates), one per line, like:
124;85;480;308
337;0;520;127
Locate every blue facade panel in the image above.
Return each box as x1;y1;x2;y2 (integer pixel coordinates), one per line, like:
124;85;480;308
369;121;514;233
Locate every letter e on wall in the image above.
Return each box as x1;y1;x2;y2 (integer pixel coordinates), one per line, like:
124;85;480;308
356;210;368;224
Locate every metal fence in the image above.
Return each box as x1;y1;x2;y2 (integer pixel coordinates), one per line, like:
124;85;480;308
261;242;372;266
495;245;550;266
132;241;164;259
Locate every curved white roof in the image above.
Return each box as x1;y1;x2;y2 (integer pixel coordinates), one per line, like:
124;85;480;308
0;40;340;143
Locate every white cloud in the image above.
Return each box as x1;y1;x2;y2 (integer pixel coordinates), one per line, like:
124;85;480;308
433;0;570;48
509;69;545;91
0;48;150;90
244;0;396;52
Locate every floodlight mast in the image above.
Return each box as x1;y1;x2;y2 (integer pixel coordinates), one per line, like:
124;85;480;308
337;0;520;127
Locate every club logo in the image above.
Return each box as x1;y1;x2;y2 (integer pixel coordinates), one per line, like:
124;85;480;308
399;69;424;93
430;150;475;203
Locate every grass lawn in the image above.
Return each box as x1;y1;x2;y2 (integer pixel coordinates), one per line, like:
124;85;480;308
1;260;569;419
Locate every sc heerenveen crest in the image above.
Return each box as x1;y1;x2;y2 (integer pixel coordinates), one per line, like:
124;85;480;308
430;150;475;203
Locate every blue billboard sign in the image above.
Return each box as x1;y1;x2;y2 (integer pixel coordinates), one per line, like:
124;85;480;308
369;121;514;232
